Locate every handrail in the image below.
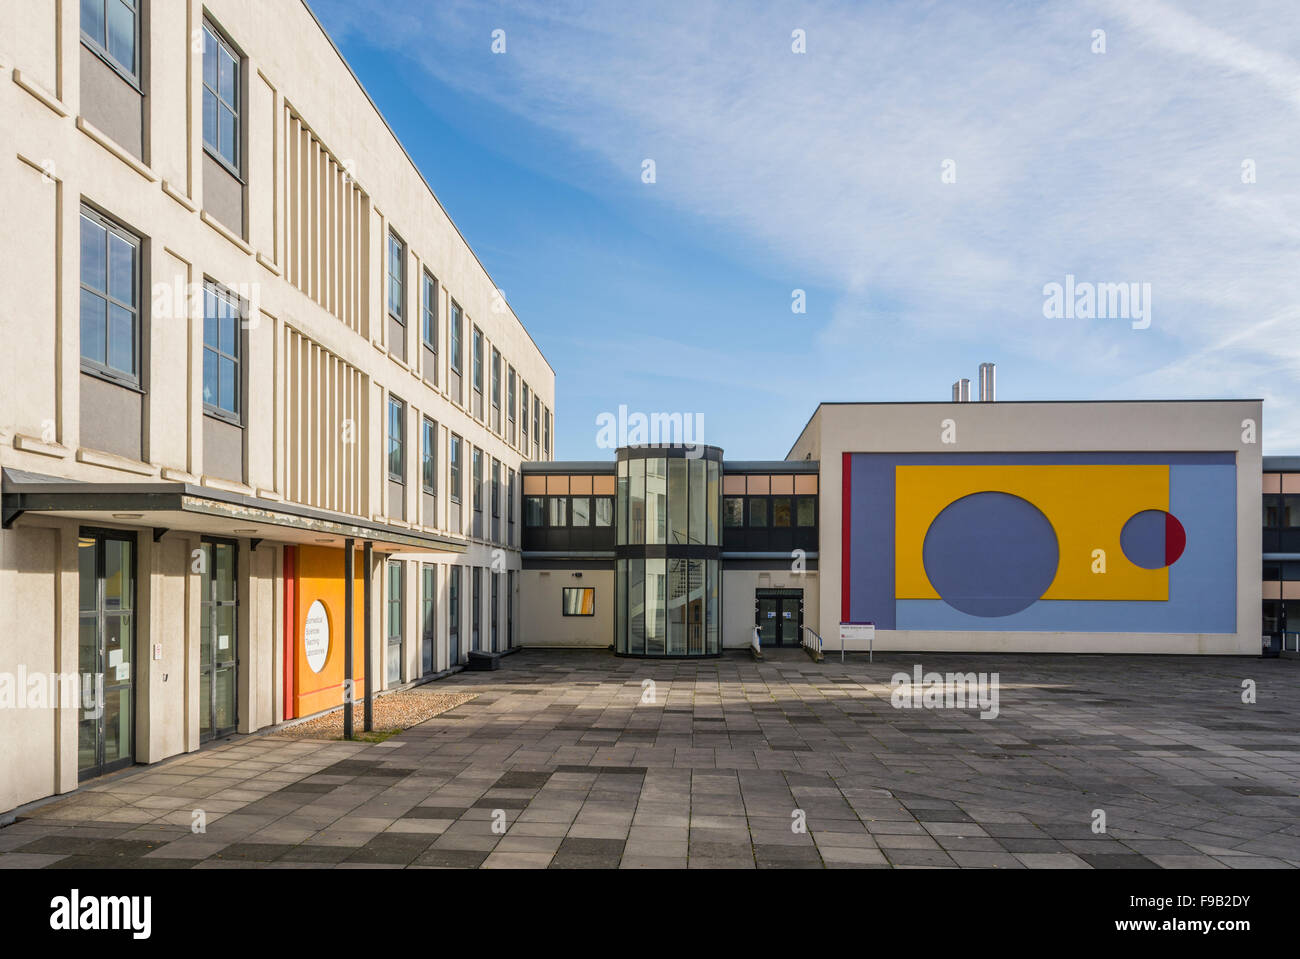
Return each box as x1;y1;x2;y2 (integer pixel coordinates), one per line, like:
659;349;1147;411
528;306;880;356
800;624;823;662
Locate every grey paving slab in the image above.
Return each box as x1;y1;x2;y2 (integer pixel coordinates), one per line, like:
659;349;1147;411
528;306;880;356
3;649;1297;869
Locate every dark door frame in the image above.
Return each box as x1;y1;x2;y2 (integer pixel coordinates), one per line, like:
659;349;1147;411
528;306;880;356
755;587;804;648
200;536;240;742
78;526;139;780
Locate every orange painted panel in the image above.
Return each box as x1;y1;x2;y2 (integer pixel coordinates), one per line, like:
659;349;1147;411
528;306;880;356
1263;473;1281;493
770;474;794;495
570;475;593;495
794;474;818;494
592;475;615;495
294;545;368;719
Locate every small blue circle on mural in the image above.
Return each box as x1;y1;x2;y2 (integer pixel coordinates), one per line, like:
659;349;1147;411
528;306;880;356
922;491;1060;617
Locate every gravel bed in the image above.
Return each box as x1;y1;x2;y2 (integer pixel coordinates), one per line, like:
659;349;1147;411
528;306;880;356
274;688;477;740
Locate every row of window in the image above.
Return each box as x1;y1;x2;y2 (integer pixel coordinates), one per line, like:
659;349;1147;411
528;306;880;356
385;229;551;461
386;394;519;541
524;496;615;528
723;495;818;529
384;562;517;677
1263;494;1300;528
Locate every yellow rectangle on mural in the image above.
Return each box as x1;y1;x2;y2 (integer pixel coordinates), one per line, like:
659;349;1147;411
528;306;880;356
895;464;1169;602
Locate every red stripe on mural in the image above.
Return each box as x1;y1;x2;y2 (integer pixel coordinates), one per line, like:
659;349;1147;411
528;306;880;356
842;452;852;622
1165;512;1186;566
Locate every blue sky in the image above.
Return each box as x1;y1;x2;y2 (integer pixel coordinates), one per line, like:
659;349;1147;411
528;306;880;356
310;0;1300;459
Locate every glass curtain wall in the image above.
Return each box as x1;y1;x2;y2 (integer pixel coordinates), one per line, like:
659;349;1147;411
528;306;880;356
615;447;722;657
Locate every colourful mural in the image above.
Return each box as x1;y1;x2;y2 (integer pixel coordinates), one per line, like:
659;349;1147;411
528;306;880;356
842;452;1236;632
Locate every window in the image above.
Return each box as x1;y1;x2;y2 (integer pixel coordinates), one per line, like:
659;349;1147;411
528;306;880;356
507;367;517;443
748;497;767;527
450;301;463;375
508;469;517;541
472;448;482;513
202;283;241;420
521;382;531;450
472;568;481;651
562;587;595;617
422;271;438;351
202;23;240;171
387;231;405;324
83;0;138;81
524;497;544;526
723;498;744;528
594;497;614;527
472;327;483;393
773;496;792;528
492;461;501;517
796;496;816;527
422;417;437;493
491;350;501;407
449;434;462;503
387;396;405;481
548;497;568;527
491;573;499;651
532;396;540;452
571;496;590;527
449;566;461;663
80;208;140;383
544;408;551;459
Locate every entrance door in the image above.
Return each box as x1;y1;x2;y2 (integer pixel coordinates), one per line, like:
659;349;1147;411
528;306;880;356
421;565;435;675
78;529;136;779
755;589;803;647
200;540;239;742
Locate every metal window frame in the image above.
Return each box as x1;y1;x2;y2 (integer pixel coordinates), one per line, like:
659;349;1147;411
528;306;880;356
561;586;596;617
449;432;462;504
79;206;142;387
449;300;463;375
81;0;141;86
201;279;243;424
472;447;483;513
421;415;437;494
421;269;438;349
387;230;405;325
387;394;405;483
201;19;243;177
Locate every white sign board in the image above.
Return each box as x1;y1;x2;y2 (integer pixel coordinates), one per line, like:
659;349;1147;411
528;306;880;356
839;622;875;650
304;600;330;674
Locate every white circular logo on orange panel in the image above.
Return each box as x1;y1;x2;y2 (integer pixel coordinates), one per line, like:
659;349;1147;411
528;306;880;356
304;600;329;673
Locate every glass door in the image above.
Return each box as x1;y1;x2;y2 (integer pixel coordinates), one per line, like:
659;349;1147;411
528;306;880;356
78;530;136;779
779;596;803;647
200;540;239;742
387;560;404;685
757;596;779;647
421;565;435;675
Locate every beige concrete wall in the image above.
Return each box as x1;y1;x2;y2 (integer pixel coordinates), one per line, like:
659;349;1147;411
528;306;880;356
797;400;1263;655
0;1;551;809
520;569;614;648
722;569;821;649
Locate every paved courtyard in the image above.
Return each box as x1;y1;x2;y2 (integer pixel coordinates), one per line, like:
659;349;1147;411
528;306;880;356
2;649;1299;869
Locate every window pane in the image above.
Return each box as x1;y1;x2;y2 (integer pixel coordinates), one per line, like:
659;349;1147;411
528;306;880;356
80;290;107;364
218;106;236;166
108;303;134;374
219;303;236;355
108;232;134;304
797;497;816;527
706;461;719;546
629;458;645;543
645;558;666;655
202;349;218;407
773;496;791;528
594;497;613;527
668;458;688;545
524;497;544;526
689;458;707;544
646;458;667;544
81;215;107;291
203;27;218;89
548;497;567;527
219;45;237;104
82;0;106;45
629;558;645;655
202;90;217;152
107;0;134;73
219;357;237;412
571;497;590;527
749;498;767;527
723;497;744;528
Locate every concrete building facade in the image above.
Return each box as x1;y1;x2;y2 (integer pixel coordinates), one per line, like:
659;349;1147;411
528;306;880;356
0;0;553;814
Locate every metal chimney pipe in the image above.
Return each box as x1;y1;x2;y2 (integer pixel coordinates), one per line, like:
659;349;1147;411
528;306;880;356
978;363;996;402
957;379;971;402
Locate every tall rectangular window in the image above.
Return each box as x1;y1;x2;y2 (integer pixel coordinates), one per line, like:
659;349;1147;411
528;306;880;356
202;22;240;172
80;208;139;383
508;469;517;544
386;560;403;685
544;408;551;459
472;326;484;419
507;367;517;445
387;231;405;325
387;395;405;482
83;0;138;81
532;396;540;455
472;449;483;513
491;572;499;652
491;348;501;431
449;301;463;374
202;282;241;421
449;433;462;503
422;417;437;493
422;272;438;352
521;382;530;453
449;566;461;664
472;568;481;651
